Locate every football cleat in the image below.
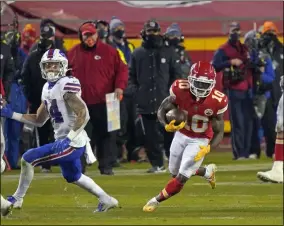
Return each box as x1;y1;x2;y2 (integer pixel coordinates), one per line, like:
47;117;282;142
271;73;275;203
205;164;217;189
257;170;283;183
143;197;159;212
6;196;23;209
1;196;13;216
94;197;119;213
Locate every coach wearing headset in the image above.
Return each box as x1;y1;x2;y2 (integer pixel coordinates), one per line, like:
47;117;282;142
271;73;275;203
67;21;128;175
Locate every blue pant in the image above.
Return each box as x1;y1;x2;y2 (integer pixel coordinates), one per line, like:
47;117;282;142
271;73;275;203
4;82;27;168
227;89;254;159
23;140;85;183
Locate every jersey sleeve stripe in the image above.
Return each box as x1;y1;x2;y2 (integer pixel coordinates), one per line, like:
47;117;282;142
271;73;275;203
217;104;228;114
169;86;176;97
65;83;81;87
63;87;81;92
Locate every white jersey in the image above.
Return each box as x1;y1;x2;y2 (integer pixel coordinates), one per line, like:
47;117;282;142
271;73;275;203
42;76;82;140
276;94;284;132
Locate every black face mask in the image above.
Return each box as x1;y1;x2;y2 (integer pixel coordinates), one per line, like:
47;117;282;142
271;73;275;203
98;29;108;39
38;38;53;50
229;33;240;43
144;34;163;48
113;30;125;39
259;33;276;48
167;38;180;47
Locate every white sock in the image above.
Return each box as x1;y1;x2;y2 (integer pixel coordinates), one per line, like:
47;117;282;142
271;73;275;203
13;159;34;200
1;195;11;209
204;168;211;179
74;174;110;203
271;161;283;173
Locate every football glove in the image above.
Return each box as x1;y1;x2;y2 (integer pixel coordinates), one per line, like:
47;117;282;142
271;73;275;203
165;120;185;132
194;145;211;162
0;103;13;118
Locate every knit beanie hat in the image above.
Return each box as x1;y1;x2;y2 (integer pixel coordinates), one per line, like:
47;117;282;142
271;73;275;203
109;16;124;33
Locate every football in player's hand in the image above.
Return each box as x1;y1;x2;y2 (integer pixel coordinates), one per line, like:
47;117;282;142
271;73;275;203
166;108;187;125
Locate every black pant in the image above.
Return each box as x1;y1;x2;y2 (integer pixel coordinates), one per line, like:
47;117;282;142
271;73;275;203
122;96;139;160
261;98;276;157
227;90;254;159
250;98;276;158
87;103;117;173
141;114;164;167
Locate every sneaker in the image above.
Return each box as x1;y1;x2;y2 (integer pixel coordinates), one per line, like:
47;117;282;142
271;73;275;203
143;197;159;212
6;196;23;209
146;166;166;174
249;154;258;159
100;169;114;175
94;197;119;213
205;164;217;189
41;168;51;173
1;197;13;216
257;170;283;183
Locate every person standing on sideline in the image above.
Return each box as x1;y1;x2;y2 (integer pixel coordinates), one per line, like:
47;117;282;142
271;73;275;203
68;21;128;175
212;22;254;160
128;20;182;173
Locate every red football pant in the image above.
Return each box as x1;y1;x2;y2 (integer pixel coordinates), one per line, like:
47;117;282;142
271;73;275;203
275;132;284;161
159;178;184;202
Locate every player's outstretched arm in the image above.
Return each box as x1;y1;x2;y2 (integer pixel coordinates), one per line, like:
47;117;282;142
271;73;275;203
63;92;90;139
157;96;177;125
210;113;225;149
10;102;50;127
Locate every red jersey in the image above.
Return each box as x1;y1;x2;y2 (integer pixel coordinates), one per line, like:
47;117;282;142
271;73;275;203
170;79;228;139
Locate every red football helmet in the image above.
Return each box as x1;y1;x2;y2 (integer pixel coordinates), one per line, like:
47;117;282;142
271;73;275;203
188;61;216;98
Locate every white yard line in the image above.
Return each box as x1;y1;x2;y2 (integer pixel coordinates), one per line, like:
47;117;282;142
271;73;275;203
2;163;272;181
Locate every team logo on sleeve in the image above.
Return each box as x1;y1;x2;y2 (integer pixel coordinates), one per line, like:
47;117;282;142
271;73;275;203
204;109;213;116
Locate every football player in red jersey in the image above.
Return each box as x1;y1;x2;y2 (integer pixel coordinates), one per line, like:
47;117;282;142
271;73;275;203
143;61;228;212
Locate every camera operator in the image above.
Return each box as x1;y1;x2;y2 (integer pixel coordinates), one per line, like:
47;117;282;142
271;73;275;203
259;21;283;110
212;22;254;160
164;23;192;79
244;30;276;159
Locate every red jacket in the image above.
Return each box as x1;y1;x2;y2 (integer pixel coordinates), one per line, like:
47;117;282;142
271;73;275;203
221;41;252;91
67;40;128;105
0;79;5;97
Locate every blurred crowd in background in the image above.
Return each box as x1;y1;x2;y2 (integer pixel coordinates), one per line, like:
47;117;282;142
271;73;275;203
0;16;283;175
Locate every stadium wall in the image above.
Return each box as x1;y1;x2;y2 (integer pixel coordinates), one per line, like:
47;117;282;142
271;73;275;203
63;36;284;133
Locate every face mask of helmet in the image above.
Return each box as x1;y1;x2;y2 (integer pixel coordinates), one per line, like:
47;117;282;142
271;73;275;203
41;61;63;82
113;29;125;39
188;76;215;98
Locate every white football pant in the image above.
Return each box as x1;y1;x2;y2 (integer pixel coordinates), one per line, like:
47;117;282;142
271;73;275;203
169;131;209;178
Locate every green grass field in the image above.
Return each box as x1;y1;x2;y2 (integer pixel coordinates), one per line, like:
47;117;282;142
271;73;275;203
1;152;283;225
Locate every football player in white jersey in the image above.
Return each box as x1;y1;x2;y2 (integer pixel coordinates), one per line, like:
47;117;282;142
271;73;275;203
0;49;119;213
257;76;284;183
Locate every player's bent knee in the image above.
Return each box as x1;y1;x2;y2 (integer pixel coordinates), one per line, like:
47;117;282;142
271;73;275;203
63;172;82;183
169;167;179;177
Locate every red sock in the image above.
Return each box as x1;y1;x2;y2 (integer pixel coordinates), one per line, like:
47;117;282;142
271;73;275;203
159;178;184;202
275;132;284;161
